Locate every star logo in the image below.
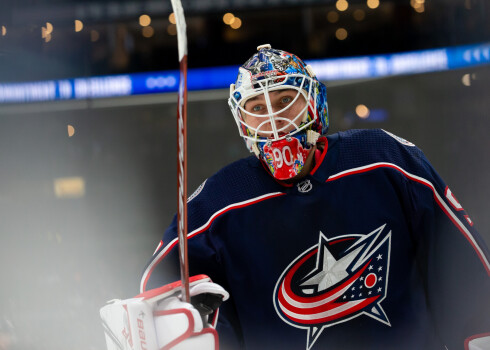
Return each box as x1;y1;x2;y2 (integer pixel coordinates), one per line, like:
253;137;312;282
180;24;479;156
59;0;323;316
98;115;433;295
273;224;392;349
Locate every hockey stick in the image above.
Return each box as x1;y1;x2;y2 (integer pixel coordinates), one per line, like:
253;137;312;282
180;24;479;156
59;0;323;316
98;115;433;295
170;0;190;303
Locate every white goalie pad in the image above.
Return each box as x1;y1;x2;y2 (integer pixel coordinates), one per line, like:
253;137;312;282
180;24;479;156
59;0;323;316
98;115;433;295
100;275;228;350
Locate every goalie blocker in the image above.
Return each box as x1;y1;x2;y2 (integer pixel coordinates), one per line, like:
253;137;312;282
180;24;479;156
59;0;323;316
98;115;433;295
100;275;229;350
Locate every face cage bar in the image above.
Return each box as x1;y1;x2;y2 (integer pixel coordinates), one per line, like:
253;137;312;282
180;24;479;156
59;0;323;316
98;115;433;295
229;74;318;144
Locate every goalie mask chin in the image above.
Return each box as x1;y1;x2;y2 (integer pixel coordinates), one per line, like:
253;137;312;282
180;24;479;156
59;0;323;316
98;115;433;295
228;44;329;180
258;132;317;180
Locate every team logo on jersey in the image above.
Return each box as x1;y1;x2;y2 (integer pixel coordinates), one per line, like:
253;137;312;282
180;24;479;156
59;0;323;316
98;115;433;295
273;224;392;350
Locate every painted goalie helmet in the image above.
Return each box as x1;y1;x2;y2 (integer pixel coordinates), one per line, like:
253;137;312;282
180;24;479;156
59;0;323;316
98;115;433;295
228;44;328;180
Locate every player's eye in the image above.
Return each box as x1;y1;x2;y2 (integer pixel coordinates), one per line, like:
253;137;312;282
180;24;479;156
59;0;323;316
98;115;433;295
280;96;293;104
252;104;264;113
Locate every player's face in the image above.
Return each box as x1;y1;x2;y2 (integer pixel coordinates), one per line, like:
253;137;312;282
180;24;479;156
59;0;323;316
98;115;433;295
243;89;306;137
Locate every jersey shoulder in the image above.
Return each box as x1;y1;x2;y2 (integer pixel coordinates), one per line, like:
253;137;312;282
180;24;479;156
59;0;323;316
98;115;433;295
193;155;281;200
186;156;283;231
331;128;428;176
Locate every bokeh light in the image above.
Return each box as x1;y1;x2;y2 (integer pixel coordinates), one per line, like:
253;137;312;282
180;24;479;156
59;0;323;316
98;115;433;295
336;0;349;12
367;0;380;9
142;26;154;38
223;13;235;25
356;104;370;118
230;17;242;29
74;20;83;32
169;13;176;24
90;29;99;42
327;11;339;23
336;28;348;40
167;24;177;35
67;125;75;137
46;22;53;34
139;14;151;27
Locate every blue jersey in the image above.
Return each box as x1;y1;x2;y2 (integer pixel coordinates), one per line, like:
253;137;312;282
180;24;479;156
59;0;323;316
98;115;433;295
141;129;490;350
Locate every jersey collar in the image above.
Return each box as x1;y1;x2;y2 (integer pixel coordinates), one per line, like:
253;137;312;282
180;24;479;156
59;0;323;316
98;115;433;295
308;133;340;183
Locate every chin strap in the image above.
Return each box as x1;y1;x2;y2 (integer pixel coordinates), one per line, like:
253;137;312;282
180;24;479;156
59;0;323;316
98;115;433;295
306;130;320;147
252;142;261;157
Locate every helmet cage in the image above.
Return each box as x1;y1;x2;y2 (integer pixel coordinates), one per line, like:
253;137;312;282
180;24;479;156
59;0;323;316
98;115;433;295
228;73;318;150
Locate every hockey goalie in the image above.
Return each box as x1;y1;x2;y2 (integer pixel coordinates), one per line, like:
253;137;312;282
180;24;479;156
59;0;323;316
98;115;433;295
101;44;490;350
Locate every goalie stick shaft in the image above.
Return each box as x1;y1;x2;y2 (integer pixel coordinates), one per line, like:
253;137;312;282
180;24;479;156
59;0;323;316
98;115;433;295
170;0;190;303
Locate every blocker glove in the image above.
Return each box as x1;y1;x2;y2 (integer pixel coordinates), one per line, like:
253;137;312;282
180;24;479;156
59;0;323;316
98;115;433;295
100;275;229;350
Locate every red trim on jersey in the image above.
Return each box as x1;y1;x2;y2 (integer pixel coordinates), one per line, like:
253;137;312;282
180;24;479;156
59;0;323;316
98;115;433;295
464;332;490;350
327;163;406;182
445;186;463;211
433;196;489;276
141;239;180;292
141;192;286;292
153;240;164;255
326;163;490;276
310;136;328;176
464;215;474;227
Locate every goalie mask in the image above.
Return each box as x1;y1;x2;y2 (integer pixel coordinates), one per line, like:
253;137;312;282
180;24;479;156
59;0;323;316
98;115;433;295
228;44;328;180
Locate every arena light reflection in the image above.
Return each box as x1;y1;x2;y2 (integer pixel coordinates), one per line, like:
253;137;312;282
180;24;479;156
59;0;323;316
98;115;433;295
0;42;488;104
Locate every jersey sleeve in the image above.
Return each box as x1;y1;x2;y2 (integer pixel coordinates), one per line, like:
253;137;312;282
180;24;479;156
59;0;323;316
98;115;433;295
332;129;490;348
139;178;226;294
139;156;277;293
406;150;490;348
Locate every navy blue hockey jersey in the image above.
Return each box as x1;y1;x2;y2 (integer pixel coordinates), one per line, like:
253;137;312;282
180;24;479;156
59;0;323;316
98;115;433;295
141;129;490;350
